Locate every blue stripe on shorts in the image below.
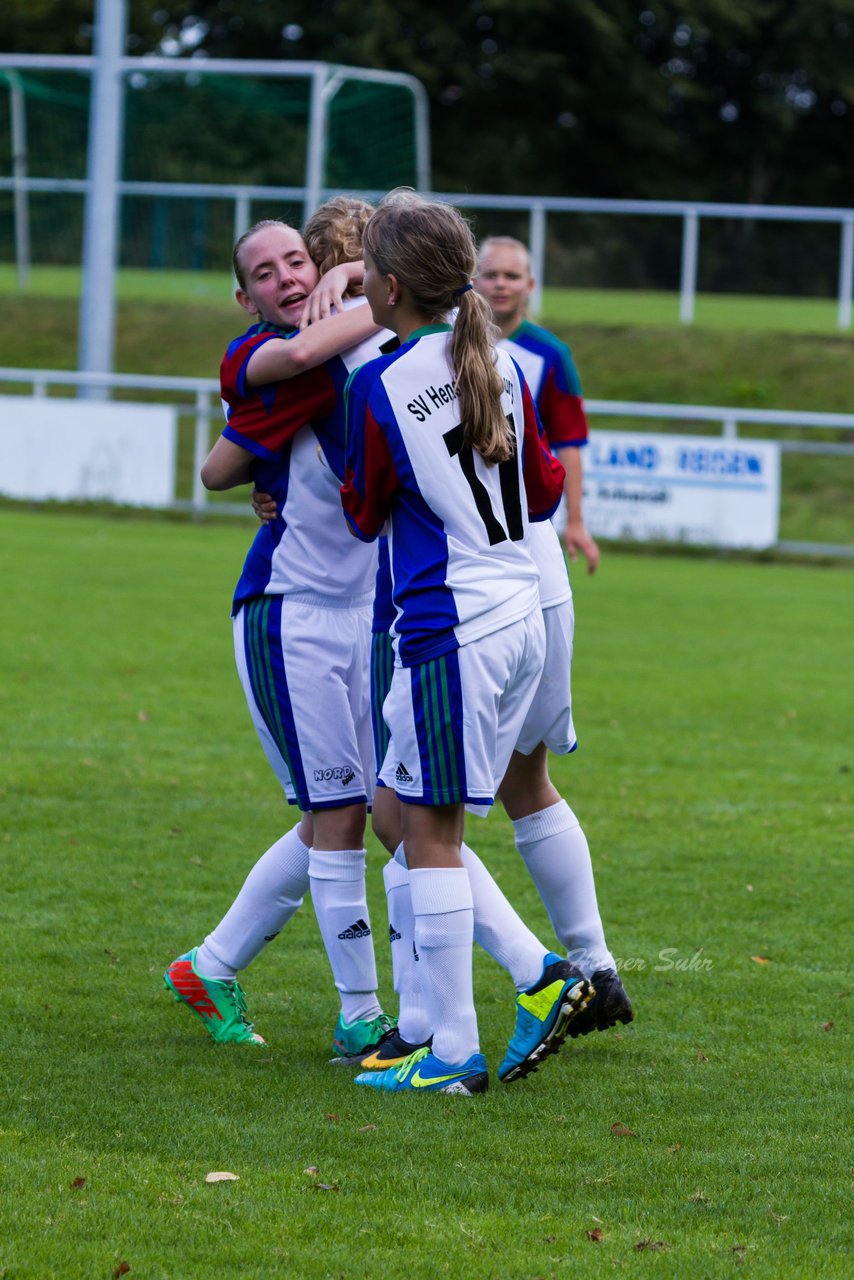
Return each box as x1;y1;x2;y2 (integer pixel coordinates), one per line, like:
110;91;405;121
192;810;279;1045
242;595;310;808
370;630;395;773
410;650;467;805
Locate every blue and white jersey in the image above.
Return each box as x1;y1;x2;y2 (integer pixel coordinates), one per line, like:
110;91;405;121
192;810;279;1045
342;324;566;666
221;299;391;611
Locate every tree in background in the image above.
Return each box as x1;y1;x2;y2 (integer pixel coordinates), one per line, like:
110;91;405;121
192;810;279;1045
3;0;854;289
6;0;852;203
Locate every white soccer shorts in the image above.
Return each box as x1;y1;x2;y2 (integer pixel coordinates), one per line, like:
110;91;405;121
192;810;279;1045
233;592;375;811
515;598;577;756
378;608;546;807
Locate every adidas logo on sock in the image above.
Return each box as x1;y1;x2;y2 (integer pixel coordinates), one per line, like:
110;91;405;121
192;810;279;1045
338;918;371;940
395;761;414;784
388;923;402;942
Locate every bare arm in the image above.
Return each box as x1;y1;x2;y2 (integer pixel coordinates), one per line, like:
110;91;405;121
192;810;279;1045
300;262;365;326
555;444;600;574
245;300;378;388
201;435;256;491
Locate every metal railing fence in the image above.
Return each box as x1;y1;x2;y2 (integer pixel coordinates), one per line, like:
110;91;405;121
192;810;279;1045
1;367;851;557
2;175;854;329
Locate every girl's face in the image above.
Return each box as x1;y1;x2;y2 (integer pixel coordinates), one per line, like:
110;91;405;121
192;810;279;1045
475;243;533;329
236;225;321;329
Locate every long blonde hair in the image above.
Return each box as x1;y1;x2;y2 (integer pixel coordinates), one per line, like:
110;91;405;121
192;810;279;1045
363;191;512;464
304;196;374;290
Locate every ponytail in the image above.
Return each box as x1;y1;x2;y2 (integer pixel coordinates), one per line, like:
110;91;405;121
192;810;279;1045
451;287;513;464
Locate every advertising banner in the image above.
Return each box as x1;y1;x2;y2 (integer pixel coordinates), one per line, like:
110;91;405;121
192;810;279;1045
0;396;177;506
583;429;780;549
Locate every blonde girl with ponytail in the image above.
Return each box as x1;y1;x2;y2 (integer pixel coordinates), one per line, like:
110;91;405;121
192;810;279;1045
341;191;581;1097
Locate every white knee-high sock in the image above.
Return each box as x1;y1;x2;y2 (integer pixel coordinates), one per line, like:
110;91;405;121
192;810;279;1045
409;866;478;1066
461;841;548;991
383;846;431;1044
513;799;615;977
196;824;310;979
309;848;382;1024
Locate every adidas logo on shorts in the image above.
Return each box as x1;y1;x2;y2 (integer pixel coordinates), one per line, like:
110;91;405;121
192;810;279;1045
338;918;371;940
389;923;402;942
395;761;414;784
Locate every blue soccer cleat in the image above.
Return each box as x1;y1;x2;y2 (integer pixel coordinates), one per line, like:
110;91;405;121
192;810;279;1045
498;953;593;1082
355;1045;488;1095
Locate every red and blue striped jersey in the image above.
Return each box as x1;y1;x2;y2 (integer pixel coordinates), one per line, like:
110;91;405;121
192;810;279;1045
499;319;588;450
219;302;389;609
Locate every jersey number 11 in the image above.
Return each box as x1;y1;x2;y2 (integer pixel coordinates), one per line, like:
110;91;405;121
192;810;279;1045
443;416;524;546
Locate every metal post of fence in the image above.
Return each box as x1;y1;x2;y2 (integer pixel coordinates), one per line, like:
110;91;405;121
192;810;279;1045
529;203;546;318
191;390;211;513
837;217;854;330
722;413;738;439
6;71;30;289
679;210;699;323
77;0;126;395
304;64;329;220
234;192;251;245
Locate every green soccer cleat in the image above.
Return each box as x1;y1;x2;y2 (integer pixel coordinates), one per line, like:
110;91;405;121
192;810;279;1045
498;953;593;1082
329;1010;398;1064
164;949;267;1047
355;1045;488;1095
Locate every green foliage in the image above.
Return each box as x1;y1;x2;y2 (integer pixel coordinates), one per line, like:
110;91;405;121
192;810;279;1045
1;269;851;546
3;0;854;215
0;510;851;1277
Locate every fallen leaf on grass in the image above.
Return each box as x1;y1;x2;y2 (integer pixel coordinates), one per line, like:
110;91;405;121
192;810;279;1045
667;1143;682;1153
822;1021;835;1032
634;1239;669;1252
751;955;771;965
303;1166;319;1176
112;1264;130;1278
358;1124;377;1132
586;1228;604;1242
611;1122;636;1138
310;1182;339;1192
325;1113;339;1122
696;1049;709;1062
688;1191;710;1204
768;1211;790;1223
70;1177;86;1190
205;1171;239;1183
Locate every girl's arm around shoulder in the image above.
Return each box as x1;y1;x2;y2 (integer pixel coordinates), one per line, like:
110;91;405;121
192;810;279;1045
245;298;378;387
519;379;565;520
340;373;400;541
300;262;365;326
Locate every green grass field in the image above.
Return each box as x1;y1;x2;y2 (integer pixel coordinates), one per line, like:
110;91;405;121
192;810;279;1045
2;265;852;335
1;509;850;1279
2;265;852;550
